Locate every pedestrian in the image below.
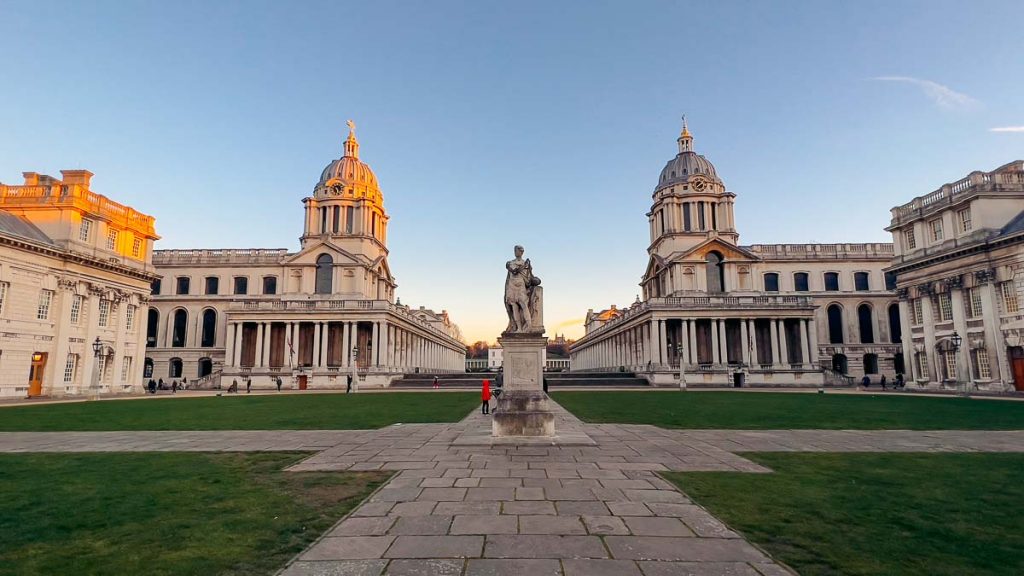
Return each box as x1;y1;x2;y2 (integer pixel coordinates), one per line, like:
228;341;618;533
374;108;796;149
276;376;282;392
147;379;156;394
246;379;251;394
895;373;905;389
171;380;178;394
481;379;491;415
228;379;238;393
346;374;352;394
158;378;165;391
432;376;439;389
880;375;887;390
861;375;870;387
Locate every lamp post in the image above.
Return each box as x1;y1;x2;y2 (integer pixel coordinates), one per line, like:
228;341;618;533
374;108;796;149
950;331;966;397
676;342;687;390
350;346;360;392
90;337;103;401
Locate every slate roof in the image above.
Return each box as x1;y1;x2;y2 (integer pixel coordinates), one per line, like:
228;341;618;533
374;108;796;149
0;210;54;246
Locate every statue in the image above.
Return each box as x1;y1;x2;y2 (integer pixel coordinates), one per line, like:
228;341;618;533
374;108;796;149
504;245;543;334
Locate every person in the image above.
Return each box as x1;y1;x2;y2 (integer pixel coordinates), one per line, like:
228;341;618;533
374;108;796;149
481;379;491;415
276;376;282;392
346;374;353;394
171;380;178;394
433;376;440;389
158;378;165;391
880;375;887;390
228;379;239;394
895;373;905;389
246;379;251;394
861;375;870;387
147;379;156;394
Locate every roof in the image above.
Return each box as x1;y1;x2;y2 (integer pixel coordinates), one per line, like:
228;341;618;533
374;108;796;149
997;209;1024;239
0;210;55;246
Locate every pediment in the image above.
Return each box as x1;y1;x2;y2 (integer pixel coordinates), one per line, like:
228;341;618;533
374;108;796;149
283;239;364;266
673;238;761;263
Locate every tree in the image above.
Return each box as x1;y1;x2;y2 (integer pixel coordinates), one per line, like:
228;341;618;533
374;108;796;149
465;341;489;359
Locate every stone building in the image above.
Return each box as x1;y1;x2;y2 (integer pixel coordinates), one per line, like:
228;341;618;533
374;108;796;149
0;170;158;397
570;121;901;386
146;124;465;389
885;160;1024;392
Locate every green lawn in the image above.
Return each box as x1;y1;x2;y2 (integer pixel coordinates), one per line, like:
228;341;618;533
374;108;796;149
665;453;1024;576
552;391;1024;429
0;392;478;431
0;452;388;576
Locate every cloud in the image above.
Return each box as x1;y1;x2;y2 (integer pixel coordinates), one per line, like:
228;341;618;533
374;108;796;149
552;317;585;331
872;76;978;109
990;126;1024;133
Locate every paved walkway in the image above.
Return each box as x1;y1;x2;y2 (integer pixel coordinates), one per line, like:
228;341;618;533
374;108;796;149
3;402;1024;576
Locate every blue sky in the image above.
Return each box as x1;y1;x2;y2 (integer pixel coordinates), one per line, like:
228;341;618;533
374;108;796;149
2;1;1022;342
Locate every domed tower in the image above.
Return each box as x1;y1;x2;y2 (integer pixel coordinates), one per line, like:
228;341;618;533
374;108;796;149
302;121;389;251
648;117;738;259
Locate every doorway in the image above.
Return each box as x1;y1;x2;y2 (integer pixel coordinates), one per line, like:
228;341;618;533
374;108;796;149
28;352;47;396
1011;347;1024;392
297;375;308;390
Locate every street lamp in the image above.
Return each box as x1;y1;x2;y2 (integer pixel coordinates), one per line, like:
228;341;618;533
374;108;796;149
676;342;687;390
90;337;103;401
950;331;967;397
350;346;360;392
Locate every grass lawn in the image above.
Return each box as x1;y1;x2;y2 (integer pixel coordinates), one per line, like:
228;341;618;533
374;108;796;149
664;453;1024;576
0;392;478;431
552;390;1024;429
0;452;388;576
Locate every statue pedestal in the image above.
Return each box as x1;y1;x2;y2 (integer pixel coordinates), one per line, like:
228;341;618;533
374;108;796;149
493;334;554;437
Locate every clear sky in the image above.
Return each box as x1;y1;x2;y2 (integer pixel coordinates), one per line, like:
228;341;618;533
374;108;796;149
2;1;1023;343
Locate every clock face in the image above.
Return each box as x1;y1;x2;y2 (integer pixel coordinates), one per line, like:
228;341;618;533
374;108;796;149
693;180;706;192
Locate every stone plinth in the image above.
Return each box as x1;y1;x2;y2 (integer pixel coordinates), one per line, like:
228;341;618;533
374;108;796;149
493;334;554;437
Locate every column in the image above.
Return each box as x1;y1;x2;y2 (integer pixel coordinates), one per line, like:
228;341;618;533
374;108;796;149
283;322;293;369
379;320;388;367
808;317;820;366
897;301;915;380
312;322;322;368
921;296;937;384
233;321;244;367
710;319;721;364
658;320;667;366
769;319;780;368
687;319;697;365
778;319;790;367
254;323;265;368
749;319;759;367
740;318;750;366
319;322;329;368
224;323;236;368
950;288;970;381
291;322;300;368
341;322;351;368
800;319;811;369
371;321;380;367
650;320;661;366
718;319;728;364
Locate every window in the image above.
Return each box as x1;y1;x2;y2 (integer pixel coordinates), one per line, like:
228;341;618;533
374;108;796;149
146;309;159;347
345;206;354;234
151;279;161;295
912;298;924;325
697;201;706;230
682;202;691;231
63;354;78;383
172;309;187;347
930;219;944;242
70;294;83;324
916;352;929;379
121;356;133;382
205;276;219;295
233;276;248;295
176;277;190;295
132;237;142;258
884;272;897;291
201;309;216;347
966;287;983;318
854;272;869;291
1001;281;1020;313
888;303;902;343
106;228;118;250
98;354;112;383
937;293;953;322
858;304;874;343
315;254;333;294
763;273;779;292
80;219;92;242
793;273;809;292
37;290;54;320
125;304;136;332
903;228;916;250
98;299;111;328
706;252;725;293
972;349;991;380
262;276;277;295
943;350;957;381
957;208;972;233
0;281;8;316
824;272;839;291
863;353;878;374
827;304;844;344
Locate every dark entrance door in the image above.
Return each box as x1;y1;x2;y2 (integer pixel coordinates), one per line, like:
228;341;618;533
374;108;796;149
1010;347;1024;392
28;352;47;396
297;375;308;390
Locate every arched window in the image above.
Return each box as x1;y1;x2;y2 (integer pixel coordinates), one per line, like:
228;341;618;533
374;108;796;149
146;308;159;348
832;353;848;374
169;357;183;378
143;357;154;378
171;309;188;348
793;272;809;292
198;357;213;378
858;304;874;344
315;254;333;294
824;272;840;291
201;309;216;347
888;303;902;343
827;304;844;344
706;252;725;293
764;273;779;292
863;353;879;374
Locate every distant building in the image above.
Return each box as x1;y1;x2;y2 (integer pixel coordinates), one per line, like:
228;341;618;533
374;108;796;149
885;161;1024;391
146;124;464;389
0;170;159;397
571;120;900;386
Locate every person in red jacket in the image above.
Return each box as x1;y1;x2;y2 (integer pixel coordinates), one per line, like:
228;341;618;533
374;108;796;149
481;379;491;415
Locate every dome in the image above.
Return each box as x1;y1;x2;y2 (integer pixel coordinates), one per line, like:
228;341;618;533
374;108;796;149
654;118;722;191
317;121;381;194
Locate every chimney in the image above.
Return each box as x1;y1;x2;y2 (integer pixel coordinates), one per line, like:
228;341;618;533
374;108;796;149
22;172;39;186
60;170;93;187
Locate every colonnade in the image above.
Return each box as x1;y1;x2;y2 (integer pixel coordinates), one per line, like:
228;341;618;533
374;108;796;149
572;316;819;372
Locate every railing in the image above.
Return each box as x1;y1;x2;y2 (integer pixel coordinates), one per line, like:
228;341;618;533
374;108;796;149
891;161;1024;222
153;248;290;265
0;183;156;235
748;243;894;259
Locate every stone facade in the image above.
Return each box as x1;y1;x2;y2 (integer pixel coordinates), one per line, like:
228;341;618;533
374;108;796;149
885;160;1024;392
146;124;465;389
0;170;159;397
571;121;901;386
